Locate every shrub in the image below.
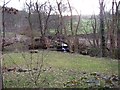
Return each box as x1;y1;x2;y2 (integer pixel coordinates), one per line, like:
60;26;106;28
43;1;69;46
88;47;101;57
114;48;120;59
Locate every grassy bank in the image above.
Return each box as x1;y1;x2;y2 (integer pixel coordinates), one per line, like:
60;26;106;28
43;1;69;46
3;51;119;88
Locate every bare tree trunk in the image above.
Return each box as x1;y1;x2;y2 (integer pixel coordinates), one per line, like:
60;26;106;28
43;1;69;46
116;1;120;59
67;0;74;35
0;0;17;88
26;1;34;50
91;15;98;47
75;14;80;36
109;1;116;58
0;3;6;89
44;5;52;36
99;0;106;57
35;2;44;36
56;0;63;35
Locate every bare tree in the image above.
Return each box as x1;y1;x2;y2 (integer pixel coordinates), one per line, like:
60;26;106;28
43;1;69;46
17;0;54;86
111;0;116;58
115;1;120;59
56;0;67;36
67;0;73;35
0;0;12;89
99;0;106;57
0;0;19;88
108;0;116;58
91;15;99;48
